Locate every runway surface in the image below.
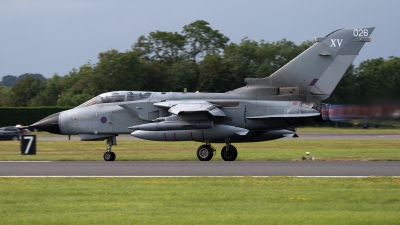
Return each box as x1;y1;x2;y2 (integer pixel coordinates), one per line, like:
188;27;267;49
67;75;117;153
4;134;399;177
0;161;398;177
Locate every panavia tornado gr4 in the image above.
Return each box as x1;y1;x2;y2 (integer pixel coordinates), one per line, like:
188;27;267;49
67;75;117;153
31;27;374;161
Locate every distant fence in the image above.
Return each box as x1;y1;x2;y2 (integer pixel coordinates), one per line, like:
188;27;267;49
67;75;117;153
0;107;71;128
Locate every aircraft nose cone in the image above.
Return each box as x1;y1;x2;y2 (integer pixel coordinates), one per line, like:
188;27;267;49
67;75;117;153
30;112;61;134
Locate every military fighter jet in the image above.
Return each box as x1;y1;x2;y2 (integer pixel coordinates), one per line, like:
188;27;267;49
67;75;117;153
31;27;374;161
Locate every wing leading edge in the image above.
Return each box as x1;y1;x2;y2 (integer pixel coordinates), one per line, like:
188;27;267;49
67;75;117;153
154;101;226;117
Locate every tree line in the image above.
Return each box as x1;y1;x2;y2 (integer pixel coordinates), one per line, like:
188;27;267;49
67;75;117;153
0;20;399;107
1;73;46;87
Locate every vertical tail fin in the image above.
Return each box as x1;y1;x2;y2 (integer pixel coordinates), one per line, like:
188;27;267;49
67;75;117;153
235;27;375;102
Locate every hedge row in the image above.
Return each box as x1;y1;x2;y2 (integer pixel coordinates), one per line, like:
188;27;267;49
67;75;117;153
0;107;72;128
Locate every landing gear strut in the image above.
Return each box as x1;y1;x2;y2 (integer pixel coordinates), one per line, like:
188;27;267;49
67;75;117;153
221;138;238;161
103;136;117;161
196;141;216;161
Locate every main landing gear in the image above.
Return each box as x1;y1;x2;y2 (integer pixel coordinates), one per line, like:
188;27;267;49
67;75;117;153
196;139;238;161
196;142;216;161
103;136;117;161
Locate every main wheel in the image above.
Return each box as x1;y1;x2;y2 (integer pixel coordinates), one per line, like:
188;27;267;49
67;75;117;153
196;145;214;161
104;151;116;161
221;145;238;161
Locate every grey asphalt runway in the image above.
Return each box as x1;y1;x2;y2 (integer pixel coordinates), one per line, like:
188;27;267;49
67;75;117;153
3;134;399;177
0;161;398;176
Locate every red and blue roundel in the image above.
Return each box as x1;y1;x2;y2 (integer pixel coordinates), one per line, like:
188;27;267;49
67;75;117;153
100;116;107;123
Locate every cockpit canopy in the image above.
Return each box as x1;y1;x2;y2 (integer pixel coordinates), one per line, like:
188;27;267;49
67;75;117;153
76;91;153;108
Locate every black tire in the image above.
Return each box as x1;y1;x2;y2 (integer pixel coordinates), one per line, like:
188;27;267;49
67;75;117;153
221;145;238;161
110;152;116;161
11;136;19;141
196;145;214;161
104;152;116;161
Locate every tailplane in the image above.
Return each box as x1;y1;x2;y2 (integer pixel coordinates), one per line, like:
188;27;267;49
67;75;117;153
230;27;375;102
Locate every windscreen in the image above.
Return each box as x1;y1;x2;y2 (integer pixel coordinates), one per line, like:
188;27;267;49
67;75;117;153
75;91;153;108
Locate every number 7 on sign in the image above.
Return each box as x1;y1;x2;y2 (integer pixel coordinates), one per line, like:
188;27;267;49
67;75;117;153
24;136;34;154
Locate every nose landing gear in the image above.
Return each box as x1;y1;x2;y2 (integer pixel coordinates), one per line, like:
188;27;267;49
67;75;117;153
103;136;117;161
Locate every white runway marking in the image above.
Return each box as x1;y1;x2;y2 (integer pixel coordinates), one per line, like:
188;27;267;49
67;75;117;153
0;161;52;163
1;176;398;178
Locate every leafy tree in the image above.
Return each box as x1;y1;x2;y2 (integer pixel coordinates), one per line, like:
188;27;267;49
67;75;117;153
222;38;313;89
355;57;400;102
1;75;18;87
140;60;171;91
7;75;44;106
133;31;185;64
56;63;95;106
223;38;260;83
168;58;199;92
328;57;400;104
182;20;229;62
0;83;11;105
29;74;63;106
17;73;46;83
380;56;400;99
91;50;143;93
356;58;390;102
198;54;237;92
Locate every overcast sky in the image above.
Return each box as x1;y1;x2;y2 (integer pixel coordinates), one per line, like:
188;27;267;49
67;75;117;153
1;0;399;79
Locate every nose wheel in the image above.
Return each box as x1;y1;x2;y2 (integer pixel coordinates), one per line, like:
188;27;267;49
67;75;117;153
104;136;117;161
104;151;116;161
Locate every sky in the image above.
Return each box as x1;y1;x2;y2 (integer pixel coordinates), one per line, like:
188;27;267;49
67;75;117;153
1;0;399;79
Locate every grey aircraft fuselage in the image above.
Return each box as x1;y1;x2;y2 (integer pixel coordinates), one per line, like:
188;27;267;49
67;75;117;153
61;91;321;142
31;27;374;161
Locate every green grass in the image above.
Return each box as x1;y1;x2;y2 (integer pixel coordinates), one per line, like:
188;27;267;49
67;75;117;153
1;127;399;161
0;177;399;225
1;139;400;161
1;129;399;224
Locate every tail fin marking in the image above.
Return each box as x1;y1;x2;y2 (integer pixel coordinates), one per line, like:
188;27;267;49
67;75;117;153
233;27;375;102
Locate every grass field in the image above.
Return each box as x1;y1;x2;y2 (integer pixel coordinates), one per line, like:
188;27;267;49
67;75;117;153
0;177;399;225
1;128;399;224
1;138;399;161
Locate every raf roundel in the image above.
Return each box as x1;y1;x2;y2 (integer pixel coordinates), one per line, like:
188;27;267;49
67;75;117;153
100;116;107;123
